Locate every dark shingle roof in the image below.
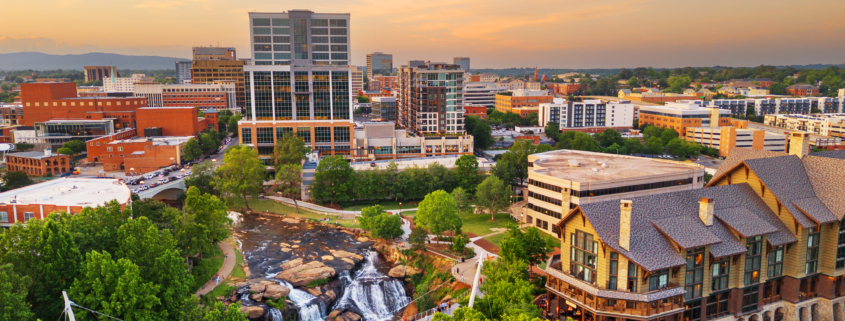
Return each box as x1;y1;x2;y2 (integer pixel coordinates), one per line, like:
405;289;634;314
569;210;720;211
744;156;817;228
712;148;786;181
802;155;845;220
576;183;796;272
792;197;838;224
651;216;721;250
811;150;845;160
714;207;778;238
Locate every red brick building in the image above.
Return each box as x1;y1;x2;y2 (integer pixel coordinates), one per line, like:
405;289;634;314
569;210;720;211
86;128;139;162
553;83;584;96
100;136;192;173
19;82;147;128
785;84;820;96
0;178;130;227
5;150;70;177
463;105;488;119
368;75;398;91
135;107;217;137
358;89;393;100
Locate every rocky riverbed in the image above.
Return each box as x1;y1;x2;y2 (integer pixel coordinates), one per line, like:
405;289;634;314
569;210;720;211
228;212;417;321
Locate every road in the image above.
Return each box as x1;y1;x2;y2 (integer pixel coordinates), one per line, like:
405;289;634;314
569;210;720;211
124;137;237;193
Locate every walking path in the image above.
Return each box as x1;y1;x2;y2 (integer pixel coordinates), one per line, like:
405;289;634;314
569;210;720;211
265;195;418;217
194;242;236;297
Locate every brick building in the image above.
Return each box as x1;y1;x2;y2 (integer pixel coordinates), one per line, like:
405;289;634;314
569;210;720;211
133;82;237;112
463;104;488;119
5;150;70;177
135;107;217;137
99;136;192;173
786;84;820;97
638;101;732;135
494;89;553;117
552;83;584;96
369;75;398;91
0;178;130;227
19;82;147;128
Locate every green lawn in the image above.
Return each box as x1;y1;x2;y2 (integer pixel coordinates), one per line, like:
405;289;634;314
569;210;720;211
398;210;417;217
228;199;358;227
484;233;506;247
541;232;561;249
458;212;513;237
342;200;422;211
191;245;225;291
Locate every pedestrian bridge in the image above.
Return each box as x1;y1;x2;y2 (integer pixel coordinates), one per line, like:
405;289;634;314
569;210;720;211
136;180;187;200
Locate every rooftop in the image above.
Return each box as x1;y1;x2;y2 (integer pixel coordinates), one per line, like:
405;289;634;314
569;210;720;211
0;178;130;208
108;136;194;146
530;150;703;182
7;151;62;159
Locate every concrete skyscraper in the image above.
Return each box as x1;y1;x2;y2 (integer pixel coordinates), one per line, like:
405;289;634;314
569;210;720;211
366;52;393;79
454;57;470;73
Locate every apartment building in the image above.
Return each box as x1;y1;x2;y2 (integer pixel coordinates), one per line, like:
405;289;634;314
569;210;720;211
523;150;705;235
494;89;553;117
175;61;192;84
350;122;473;161
5;149;70;177
249;11;350;67
103;74;154;93
367;52;392;79
764;113;845;138
638;101;732;136
463;82;508;108
499;79;526;91
539;98;635;133
686;125;787;157
480;72;499;82
397;61;465;135
350;66;364;94
371;97;396;122
544;135;845;321
786;84;820;96
19;82;147;127
369;75;398;91
83;66;118;82
453;57;470;73
191;47;245;109
134;82;237;111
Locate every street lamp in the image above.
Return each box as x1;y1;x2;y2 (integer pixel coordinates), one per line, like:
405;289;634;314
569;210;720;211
398;202;402;214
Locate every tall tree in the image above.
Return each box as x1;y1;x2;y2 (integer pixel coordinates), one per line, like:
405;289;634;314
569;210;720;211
416;190;462;236
274;164;303;212
0;264;33;321
203;301;249;321
273;132;311;168
184;186;232;245
214;146;266;210
660;128;679;145
184;160;219;196
475;176;511;221
454;155;480;194
183;138;203;162
358;205;403;240
451;187;473;215
311;155;354;205
596;128;623;147
465;116;494;150
70;251;161;321
2;171;33;189
544;122;560;142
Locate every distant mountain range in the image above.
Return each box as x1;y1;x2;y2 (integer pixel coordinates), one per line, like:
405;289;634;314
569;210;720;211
0;52;190;71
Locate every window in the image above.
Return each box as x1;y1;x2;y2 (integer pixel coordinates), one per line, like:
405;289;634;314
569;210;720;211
627;262;638;292
274;44;291;51
252;18;270;26
272;28;290;35
254;44;272;51
311;19;328;27
107;147;113;152
311;28;328;35
331;45;348;52
649;269;670;291
768;245;784;277
272;18;289;26
330;28;347;35
764;278;783;302
684;300;701;321
806;227;820;274
570;230;597;284
255;53;272;60
331;53;348;60
254;36;271;43
312;36;328;43
241;128;252;143
276;127;293;139
312;45;329;51
273;36;290;43
23;212;35;222
312;53;330;60
741;286;759;313
315;127;331;143
745;236;762;285
274;53;291;60
711;258;730;291
608;253;618;290
333;127;350;143
705;292;729;319
685;247;705;300
296;127;311;143
117;146;123;152
329;19;347;27
256;127;274;144
0;211;7;222
837;219;845;269
330;36;347;43
253;27;271;35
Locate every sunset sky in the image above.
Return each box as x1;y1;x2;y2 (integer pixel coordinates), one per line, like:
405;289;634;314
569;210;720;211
2;0;844;69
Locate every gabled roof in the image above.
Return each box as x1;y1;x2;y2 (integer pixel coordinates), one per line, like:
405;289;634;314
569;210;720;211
572;183;796;272
744;156;818;228
792;197;838;224
811;149;845;160
712;148;786;180
714;207;778;238
802;155;845;220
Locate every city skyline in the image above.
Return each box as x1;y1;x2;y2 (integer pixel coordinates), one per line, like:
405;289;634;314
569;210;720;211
1;0;845;69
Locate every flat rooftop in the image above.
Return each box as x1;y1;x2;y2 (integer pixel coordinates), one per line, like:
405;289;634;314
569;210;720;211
108;136;194;146
7;151;61;159
530;150;703;182
0;178;130;207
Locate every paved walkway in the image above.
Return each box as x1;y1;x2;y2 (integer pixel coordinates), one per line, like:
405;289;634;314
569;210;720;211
265;195;418;217
194;242;236;297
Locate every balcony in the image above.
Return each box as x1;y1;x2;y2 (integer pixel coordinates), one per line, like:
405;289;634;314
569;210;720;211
545;255;685;318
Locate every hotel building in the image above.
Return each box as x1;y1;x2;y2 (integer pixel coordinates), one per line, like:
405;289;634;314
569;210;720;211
539;98;635;133
397;61;465;135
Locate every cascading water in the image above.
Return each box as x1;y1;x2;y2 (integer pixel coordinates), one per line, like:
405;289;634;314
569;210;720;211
268;308;284;321
332;251;411;321
276;280;326;321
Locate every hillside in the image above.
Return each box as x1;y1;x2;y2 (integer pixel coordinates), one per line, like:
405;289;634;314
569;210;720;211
0;52;190;70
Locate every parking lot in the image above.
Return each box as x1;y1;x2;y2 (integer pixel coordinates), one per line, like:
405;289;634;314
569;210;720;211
123;136;234;193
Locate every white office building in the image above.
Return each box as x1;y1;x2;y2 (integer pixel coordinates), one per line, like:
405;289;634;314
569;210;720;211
249;11;350;67
103;74;153;93
463;82;508;108
539;98;636;132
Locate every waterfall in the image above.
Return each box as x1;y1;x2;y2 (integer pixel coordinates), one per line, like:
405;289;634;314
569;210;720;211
268;308;284;321
276;280;326;321
332;251;411;321
241;292;252;303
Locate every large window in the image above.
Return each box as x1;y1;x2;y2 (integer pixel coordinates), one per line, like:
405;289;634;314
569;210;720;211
745;236;762;285
273;71;292;120
608;253;618;290
627;262;638;292
332;71;350;120
685;247;705;300
256;127;274;144
768;245;784;277
764;278;783;302
0;211;7;222
806;227;820;274
741;286;759;313
570;230;597;284
705;292;729;320
711;258;730;291
254;71;272;120
276;127;293;140
683;300;701;321
333;127;350;143
837;220;845;269
241;128;252;144
313;71;331;120
315;127;331;143
649;269;670;291
23;212;35;222
296;127;311;144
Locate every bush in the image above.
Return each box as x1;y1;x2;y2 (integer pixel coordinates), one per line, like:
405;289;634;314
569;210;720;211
266;297;286;310
306;277;329;288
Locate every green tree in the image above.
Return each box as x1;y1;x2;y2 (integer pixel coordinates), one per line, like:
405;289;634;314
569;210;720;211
273;133;311;168
475;176;511;221
408;227;427;251
358;205;403;240
500;225;554;266
643;125;663;139
465;116;494;150
666;138;686;158
228;113;242;136
199;131;220;154
416;190;462;236
2;171;33;189
203;301;249;321
451;187;473;215
473;259;540;320
544;121;560;142
57;147;74;155
644;136;664;155
596;128;623;147
432;307;489;321
523;112;538;126
70;251;161;321
183;138;203;162
667;74;692;93
274;164;303;212
311;155;354;205
570;133;600;151
33;218;83;319
184;160;218;196
62;139;87;154
0;264;33;321
14;143;34;152
626;76;639;88
660;128;679;145
624;137;643;154
357;96;370;103
454;155;480;194
185;186;232;245
214;146;266;210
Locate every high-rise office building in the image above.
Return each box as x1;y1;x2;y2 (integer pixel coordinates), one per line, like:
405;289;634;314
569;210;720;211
350;66;364;95
84;66;119;82
397;62;465;135
239;11;354;160
366;52;393;79
175;61;192;84
248;11;350;67
191;47;245;108
454;57;470;72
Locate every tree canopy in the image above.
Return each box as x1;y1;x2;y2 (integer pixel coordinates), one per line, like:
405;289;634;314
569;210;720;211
273;132;311;168
416;190;462;236
475;176;511;221
214;146;266;210
311;155;355;205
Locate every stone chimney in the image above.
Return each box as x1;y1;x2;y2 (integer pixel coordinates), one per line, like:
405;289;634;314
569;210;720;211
619;200;632;251
699;197;714;226
788;132;810;158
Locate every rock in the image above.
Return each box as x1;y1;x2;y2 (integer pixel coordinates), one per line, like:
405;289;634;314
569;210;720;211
275;261;336;287
263;284;290;300
327;310;342;319
324;289;337;301
248;283;266;294
339;311;362;321
322;255;334;261
240;306;264;319
293;240;301;244
250;293;264;301
341;258;355;265
281;258;303;270
216;296;225;301
291;245;300;249
282;218;300;224
260;280;273;285
282;248;292;252
330;250;364;263
388;265;422;278
306;287;322;297
280;242;291;247
357;236;371;242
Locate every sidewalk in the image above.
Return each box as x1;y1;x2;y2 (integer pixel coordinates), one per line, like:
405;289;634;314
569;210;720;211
194;242;236;297
265;195;418;216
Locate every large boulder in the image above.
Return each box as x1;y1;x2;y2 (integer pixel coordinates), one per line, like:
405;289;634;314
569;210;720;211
281;258;303;270
275;261;336;287
248;283;266;294
263;284;290;300
240;306;264;319
330;250;364;263
250;293;263;301
388;265;422;278
338;311;362;321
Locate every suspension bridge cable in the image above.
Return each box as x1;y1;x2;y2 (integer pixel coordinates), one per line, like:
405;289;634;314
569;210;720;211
70;303;125;321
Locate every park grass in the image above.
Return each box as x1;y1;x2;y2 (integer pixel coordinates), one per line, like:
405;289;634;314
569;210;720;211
191;245;225;292
201;237;247;300
228;198;358;228
458;212;513;237
341;200;422;211
483;233;506;247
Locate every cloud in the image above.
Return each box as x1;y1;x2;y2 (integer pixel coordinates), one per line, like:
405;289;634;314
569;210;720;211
0;36;100;54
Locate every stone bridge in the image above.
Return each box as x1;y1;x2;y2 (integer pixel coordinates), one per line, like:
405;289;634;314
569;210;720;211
136;179;186;200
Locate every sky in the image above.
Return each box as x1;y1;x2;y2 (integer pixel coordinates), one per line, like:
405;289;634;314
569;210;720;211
1;0;844;69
